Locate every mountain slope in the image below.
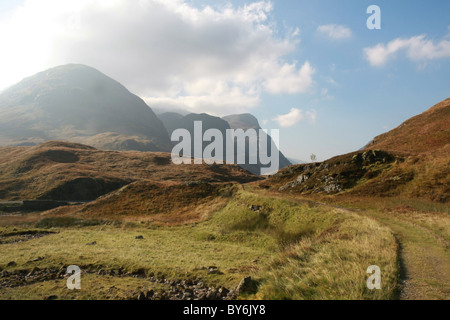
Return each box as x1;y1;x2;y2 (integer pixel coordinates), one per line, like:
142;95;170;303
222;113;292;173
158;112;184;136
158;112;292;175
222;113;260;130
365;98;450;154
262;98;450;202
0;141;260;201
0;64;171;151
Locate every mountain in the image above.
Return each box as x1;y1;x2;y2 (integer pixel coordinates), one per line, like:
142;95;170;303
158;112;184;136
262;98;450;202
158;112;292;175
222;113;292;173
287;157;306;165
0;64;172;152
0;141;260;201
222;113;260;130
365;98;450;154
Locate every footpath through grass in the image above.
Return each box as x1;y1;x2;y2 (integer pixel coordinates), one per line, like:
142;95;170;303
0;187;400;300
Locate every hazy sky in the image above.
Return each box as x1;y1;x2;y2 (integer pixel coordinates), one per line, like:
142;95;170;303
0;0;449;161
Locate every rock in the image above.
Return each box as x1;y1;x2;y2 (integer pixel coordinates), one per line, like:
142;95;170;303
296;174;310;183
146;290;154;299
135;235;144;240
208;266;222;274
26;267;40;277
323;183;342;194
86;241;97;246
249;205;262;211
197;292;207;300
226;289;236;299
131;268;146;277
205;291;216;300
137;292;146;300
236;276;258;295
218;287;230;298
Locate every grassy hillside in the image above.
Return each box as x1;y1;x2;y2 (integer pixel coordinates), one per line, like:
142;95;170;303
263;98;450;202
0;141;259;201
0;186;399;300
365;98;450;154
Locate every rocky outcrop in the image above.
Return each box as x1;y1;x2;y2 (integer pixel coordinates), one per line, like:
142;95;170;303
273;150;398;195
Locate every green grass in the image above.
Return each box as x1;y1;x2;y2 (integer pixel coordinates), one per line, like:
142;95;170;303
0;273;170;300
0;187;400;300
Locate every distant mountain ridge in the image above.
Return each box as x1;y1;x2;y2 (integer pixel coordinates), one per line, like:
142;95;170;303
0;64;291;175
0;64;172;152
158;112;292;175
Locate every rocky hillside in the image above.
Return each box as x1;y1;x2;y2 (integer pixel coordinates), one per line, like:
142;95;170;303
0;64;172;152
262;98;450;202
0;141;260;201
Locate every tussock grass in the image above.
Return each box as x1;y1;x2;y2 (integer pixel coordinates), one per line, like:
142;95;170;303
0;187;400;300
257;210;398;300
35;217;107;228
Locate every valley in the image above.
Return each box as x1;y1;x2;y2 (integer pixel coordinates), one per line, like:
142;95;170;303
0;65;448;301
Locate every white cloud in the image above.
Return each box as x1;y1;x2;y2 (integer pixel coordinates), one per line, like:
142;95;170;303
273;108;316;128
0;0;315;115
317;24;352;40
364;34;450;67
264;61;315;94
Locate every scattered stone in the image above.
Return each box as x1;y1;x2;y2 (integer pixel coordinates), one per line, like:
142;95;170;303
26;267;40;278
297;174;310;183
146;290;154;299
218;287;230;298
236;276;258;295
137;292;146;300
131;268;146;277
97;269;107;275
249;205;262;211
207;266;222;275
323;183;342;194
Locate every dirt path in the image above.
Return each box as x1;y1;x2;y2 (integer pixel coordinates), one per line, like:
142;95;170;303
249;187;450;300
365;212;450;300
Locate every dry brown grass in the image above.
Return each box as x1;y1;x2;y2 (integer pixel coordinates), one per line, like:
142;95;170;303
0;141;260;201
365;98;450;154
43;181;235;225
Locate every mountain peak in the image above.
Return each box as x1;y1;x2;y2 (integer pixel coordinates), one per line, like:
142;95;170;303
0;64;171;151
222;113;261;130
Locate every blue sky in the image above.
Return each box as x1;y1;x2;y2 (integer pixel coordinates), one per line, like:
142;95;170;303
0;0;449;161
252;0;450;161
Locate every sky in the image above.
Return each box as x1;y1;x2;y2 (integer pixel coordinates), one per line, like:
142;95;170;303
0;0;449;161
